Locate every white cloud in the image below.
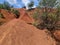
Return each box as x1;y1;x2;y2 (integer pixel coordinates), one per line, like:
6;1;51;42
6;0;36;9
22;0;31;9
22;0;30;3
6;0;17;5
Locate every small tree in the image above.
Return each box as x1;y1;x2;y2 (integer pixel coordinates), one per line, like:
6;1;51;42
36;0;60;31
28;1;34;9
39;0;58;8
0;4;3;9
3;1;13;10
38;0;58;12
3;1;10;10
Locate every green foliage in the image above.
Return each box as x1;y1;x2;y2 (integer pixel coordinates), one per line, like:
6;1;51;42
33;11;39;20
0;4;3;9
35;0;60;31
12;9;20;18
32;22;38;26
39;0;58;8
0;1;13;10
3;1;13;10
37;12;60;31
28;1;34;9
0;13;5;18
56;6;60;17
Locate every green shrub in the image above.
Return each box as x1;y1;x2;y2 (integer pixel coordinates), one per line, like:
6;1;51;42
0;13;5;18
37;12;60;31
32;22;39;26
0;4;3;9
33;11;40;20
12;9;20;18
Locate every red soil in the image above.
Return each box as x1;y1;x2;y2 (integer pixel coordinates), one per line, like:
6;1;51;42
17;8;34;23
54;30;60;41
20;12;34;23
0;19;56;45
0;9;34;24
0;9;15;22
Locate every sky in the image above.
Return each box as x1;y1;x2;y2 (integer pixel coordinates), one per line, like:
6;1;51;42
0;0;39;9
0;0;59;9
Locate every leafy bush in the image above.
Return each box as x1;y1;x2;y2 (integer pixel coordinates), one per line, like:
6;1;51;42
0;13;5;18
0;4;3;9
32;21;39;26
33;12;39;20
12;9;20;18
37;12;60;31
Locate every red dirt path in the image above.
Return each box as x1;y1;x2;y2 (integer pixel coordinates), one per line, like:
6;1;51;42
0;19;56;45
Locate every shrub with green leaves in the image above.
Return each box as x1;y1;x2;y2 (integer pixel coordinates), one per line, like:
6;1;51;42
32;21;39;27
0;13;5;18
37;12;60;31
33;12;39;20
0;4;3;9
12;9;20;18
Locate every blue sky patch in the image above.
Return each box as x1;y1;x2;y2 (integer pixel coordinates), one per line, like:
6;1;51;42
0;0;39;8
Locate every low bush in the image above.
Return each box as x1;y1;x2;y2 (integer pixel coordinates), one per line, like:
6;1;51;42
12;9;20;18
32;22;39;26
0;13;5;18
33;12;39;20
37;12;60;31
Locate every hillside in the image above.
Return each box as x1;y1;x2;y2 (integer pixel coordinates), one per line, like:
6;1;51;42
0;8;34;25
